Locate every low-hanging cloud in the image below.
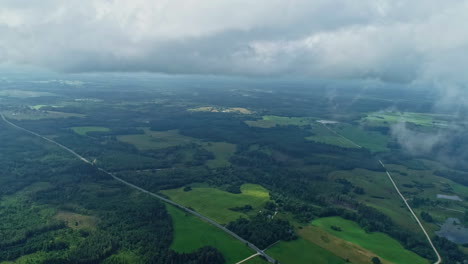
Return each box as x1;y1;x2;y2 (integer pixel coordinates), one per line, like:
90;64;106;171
0;0;467;85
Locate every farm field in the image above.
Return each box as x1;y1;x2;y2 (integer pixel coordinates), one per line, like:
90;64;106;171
306;123;359;149
71;126;110;135
333;124;389;152
266;238;345;264
161;184;270;224
328;168;422;231
297;225;392;264
363;111;451;127
311;217;429;264
166;205;254;264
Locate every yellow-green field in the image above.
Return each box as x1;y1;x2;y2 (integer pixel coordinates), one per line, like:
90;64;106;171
266;238;346;264
71;126;110;135
161;184;270;224
297;224;392;264
311;217;429;264
166;205;254;264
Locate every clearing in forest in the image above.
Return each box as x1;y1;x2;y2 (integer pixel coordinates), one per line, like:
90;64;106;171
166;205;254;264
311;217;429;264
161;184;270;224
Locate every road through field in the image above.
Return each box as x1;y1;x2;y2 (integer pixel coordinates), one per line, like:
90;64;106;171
322;122;442;264
1;114;276;264
379;160;442;264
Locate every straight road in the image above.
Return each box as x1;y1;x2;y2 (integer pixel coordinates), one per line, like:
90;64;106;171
1;114;277;264
379;160;442;264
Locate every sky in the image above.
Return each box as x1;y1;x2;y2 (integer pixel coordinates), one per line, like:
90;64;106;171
0;0;467;87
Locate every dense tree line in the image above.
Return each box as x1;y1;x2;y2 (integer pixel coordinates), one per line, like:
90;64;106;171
227;214;296;249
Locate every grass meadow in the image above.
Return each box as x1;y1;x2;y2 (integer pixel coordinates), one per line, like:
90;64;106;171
311;217;429;264
161;184;270;224
166;205;254;264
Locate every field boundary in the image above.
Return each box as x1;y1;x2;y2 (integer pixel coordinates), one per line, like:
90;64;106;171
1;114;276;264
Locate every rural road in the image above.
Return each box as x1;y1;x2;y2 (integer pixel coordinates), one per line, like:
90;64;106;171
1;114;277;264
379;160;442;264
322;123;442;263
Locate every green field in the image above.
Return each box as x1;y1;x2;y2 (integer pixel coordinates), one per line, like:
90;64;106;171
202;142;236;168
328;168;421;231
243;256;269;264
166;205;254;264
71;126;110;135
312;217;429;264
161;184;270;224
266;238;345;264
297;225;392;264
334;124;389;152
363;111;450;127
245;115;315;128
306;123;360;149
117;129;197;150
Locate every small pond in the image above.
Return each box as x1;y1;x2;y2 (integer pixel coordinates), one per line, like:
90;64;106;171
436;218;468;244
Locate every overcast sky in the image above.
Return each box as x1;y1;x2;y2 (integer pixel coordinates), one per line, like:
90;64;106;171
0;0;467;87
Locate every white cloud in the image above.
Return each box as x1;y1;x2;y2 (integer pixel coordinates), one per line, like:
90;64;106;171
0;0;467;86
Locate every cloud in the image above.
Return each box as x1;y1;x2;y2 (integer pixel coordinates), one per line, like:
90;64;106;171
0;0;467;86
391;122;447;155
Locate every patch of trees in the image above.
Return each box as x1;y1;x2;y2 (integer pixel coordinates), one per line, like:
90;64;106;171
433;236;467;263
410;197;435;208
330;225;342;232
154;247;225;264
227;214;296;249
420;211;433;223
434;170;468;187
229;205;253;213
116;167;208;192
